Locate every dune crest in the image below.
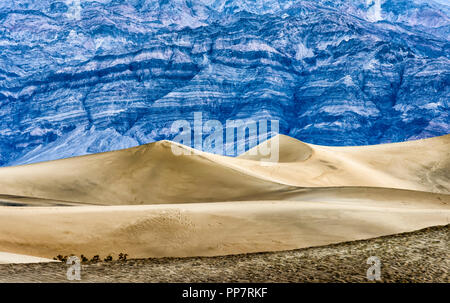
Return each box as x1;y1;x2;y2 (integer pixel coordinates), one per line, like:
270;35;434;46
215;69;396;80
239;134;314;163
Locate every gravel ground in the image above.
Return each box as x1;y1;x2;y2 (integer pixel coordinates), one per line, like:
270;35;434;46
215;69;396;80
0;225;448;283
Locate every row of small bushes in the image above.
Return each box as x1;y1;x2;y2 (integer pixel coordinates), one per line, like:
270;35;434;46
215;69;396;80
54;253;128;263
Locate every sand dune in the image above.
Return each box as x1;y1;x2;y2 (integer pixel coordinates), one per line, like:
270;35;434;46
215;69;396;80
0;140;292;205
0;198;448;259
0;252;57;264
0;134;448;260
237;134;450;193
0;135;448;205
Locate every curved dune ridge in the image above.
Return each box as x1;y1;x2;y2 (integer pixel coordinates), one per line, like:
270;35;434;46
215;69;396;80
0;135;449;261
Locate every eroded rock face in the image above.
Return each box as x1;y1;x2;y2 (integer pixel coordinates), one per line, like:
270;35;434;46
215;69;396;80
0;0;448;166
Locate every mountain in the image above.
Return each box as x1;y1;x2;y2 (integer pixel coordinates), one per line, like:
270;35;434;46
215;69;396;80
0;0;449;166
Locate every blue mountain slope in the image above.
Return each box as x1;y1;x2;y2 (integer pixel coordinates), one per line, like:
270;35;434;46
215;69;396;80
0;0;449;166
